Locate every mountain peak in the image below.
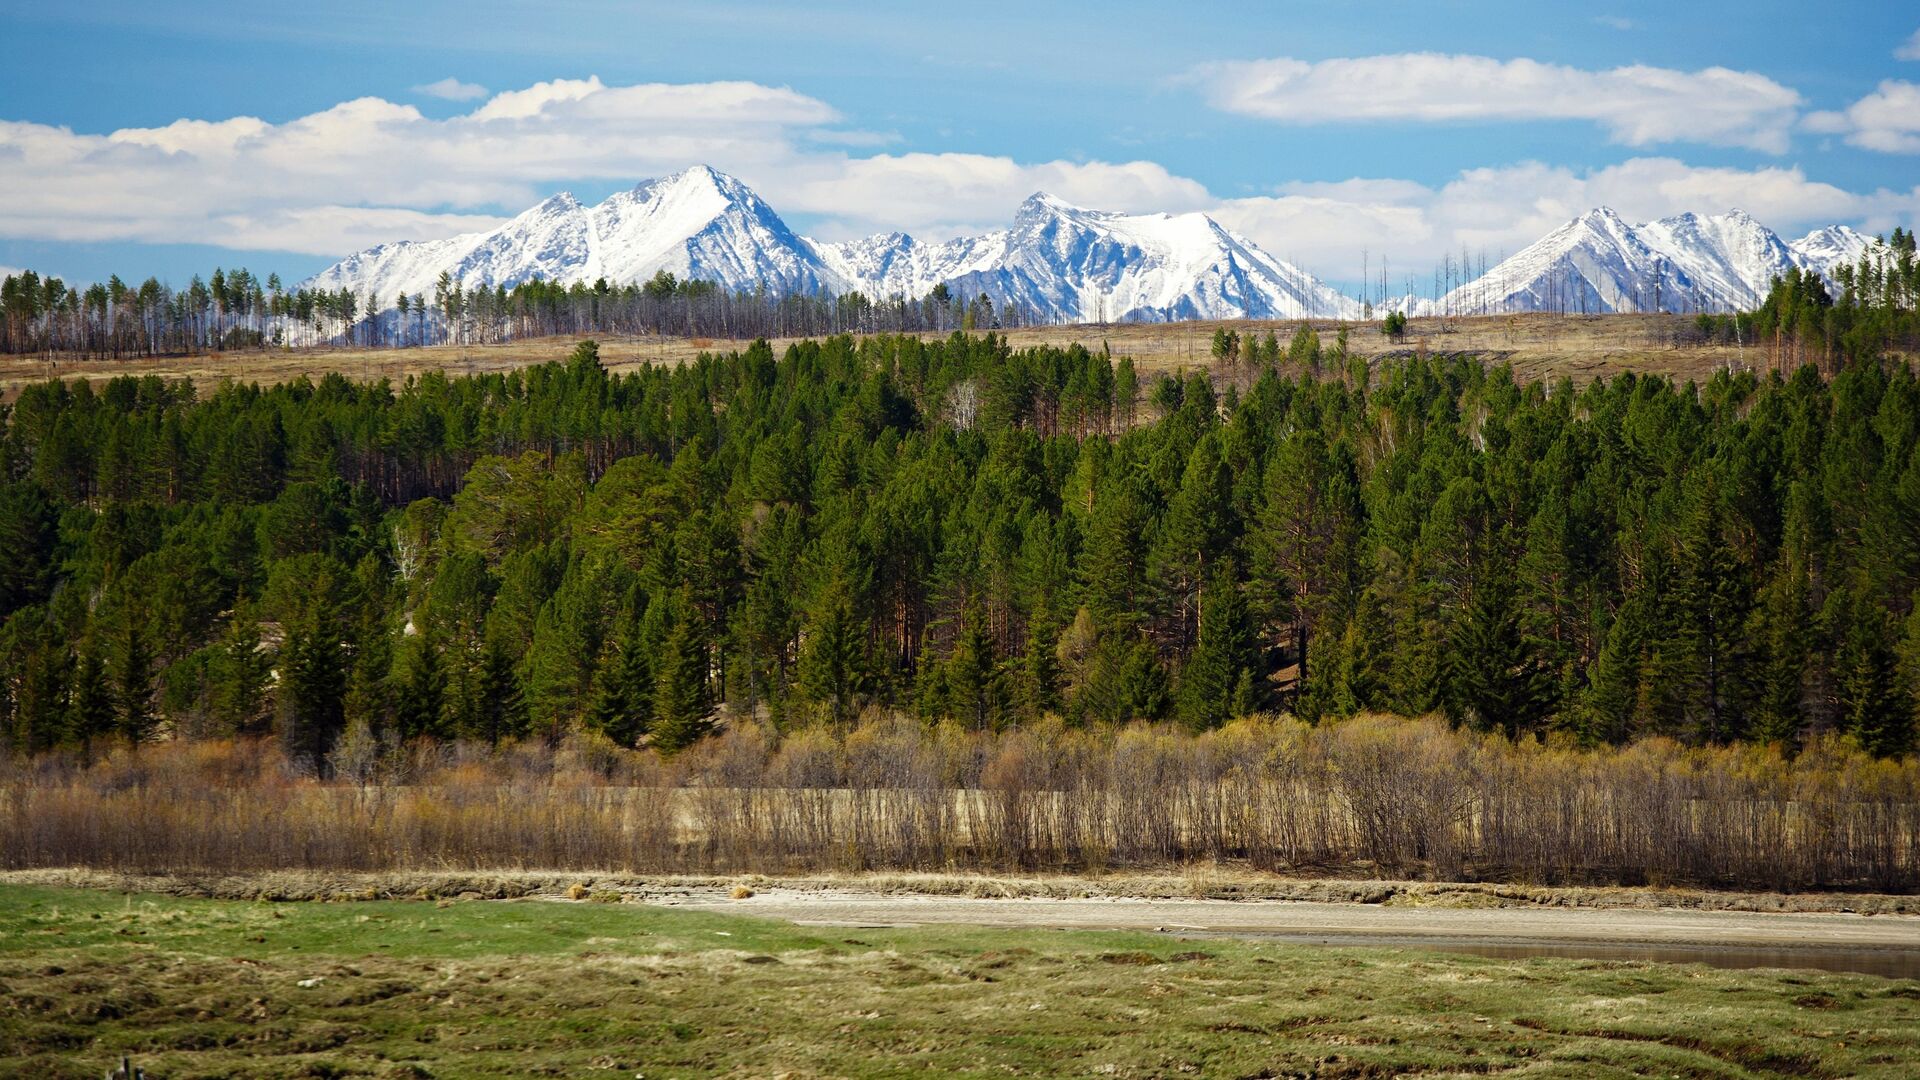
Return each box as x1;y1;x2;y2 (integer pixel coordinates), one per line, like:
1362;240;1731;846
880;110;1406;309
632;164;751;202
531;191;581;213
1015;191;1097;223
303;164;1862;326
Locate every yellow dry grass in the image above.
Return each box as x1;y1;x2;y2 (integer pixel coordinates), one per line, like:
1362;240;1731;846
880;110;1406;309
0;313;1816;401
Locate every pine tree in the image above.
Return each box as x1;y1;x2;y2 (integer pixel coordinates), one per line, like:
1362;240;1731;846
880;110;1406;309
1151;435;1233;650
1837;593;1911;758
1018;608;1062;720
209;614;271;736
1675;484;1756;742
1252;429;1359;702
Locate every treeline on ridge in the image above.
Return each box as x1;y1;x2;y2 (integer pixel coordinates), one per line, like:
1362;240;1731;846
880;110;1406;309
3;331;1920;770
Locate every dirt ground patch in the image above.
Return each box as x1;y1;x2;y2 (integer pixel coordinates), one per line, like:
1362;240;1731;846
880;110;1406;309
10;867;1919;914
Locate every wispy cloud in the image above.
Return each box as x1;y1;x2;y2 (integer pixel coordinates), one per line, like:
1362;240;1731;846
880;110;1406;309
1897;29;1920;61
1593;15;1635;30
1804;80;1920;153
1188;52;1803;153
412;77;488;101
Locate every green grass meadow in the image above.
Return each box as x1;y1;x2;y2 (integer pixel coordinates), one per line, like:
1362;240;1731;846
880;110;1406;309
2;884;1917;1078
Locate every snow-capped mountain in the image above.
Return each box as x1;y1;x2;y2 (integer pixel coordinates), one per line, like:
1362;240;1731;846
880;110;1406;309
1431;208;1885;316
1788;225;1879;279
305;166;846;305
306;166;1355;322
814;194;1358;321
307;168;1891;323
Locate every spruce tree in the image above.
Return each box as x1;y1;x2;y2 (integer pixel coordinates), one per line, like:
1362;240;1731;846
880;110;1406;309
112;621;155;743
588;610;654;747
393;635;447;741
1175;564;1257;730
650;602;712;753
68;645;115;752
278;618;347;773
796;580;868;725
473;638;528;746
1446;575;1556;739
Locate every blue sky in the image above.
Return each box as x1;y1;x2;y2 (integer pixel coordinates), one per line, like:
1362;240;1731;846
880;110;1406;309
3;1;1917;291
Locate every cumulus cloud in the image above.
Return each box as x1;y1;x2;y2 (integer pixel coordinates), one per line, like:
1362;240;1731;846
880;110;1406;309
1898;29;1920;61
1;77;1912;285
413;77;488;102
1804;80;1920;153
0;77;1229;257
1208;159;1920;273
1191;53;1803;153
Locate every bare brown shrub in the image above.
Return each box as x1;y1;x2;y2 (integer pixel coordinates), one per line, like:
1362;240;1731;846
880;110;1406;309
2;715;1915;892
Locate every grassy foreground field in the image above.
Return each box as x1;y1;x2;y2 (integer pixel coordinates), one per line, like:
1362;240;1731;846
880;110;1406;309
0;313;1793;400
3;884;1917;1079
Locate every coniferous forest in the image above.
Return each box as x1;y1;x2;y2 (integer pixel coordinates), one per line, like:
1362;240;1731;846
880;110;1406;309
3;328;1920;884
3;329;1919;759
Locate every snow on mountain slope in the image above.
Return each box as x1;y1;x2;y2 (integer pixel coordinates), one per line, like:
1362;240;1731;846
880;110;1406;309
810;231;1007;300
818;193;1358;322
1435;208;1871;316
307;167;1354;323
980;194;1360;322
305;166;847;304
307;166;1883;324
1789;225;1879;279
1444;207;1682;315
1639;210;1798;311
590;167;845;295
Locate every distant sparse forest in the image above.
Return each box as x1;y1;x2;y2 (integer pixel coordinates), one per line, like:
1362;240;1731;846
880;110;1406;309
4;229;1915;363
0;267;1019;358
3;329;1919;772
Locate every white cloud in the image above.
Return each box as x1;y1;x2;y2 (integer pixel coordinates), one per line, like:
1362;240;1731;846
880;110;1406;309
1191;53;1803;153
0;80;849;255
1804;80;1920;153
413;77;488;102
0;77;1224;258
1593;15;1636;30
1;77;1912;287
1208;158;1920;273
1898;29;1920;61
785;153;1213;241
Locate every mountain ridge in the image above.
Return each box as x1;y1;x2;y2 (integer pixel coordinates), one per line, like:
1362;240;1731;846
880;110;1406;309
305;166;1888;322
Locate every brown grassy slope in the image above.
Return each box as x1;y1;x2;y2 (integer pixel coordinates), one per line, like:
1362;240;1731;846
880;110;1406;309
0;313;1807;401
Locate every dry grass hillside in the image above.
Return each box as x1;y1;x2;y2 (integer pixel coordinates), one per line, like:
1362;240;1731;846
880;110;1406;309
0;313;1805;401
